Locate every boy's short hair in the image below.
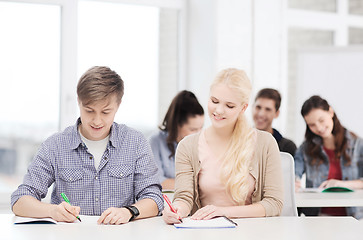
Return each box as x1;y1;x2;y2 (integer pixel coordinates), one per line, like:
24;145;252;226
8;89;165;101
255;88;281;111
77;66;124;105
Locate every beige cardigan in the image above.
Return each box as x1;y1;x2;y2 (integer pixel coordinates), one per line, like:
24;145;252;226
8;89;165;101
173;129;284;217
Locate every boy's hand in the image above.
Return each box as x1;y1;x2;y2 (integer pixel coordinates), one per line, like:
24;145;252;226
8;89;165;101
98;207;132;225
49;202;80;222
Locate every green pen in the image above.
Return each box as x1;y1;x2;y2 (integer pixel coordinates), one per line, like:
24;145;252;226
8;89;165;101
60;192;82;222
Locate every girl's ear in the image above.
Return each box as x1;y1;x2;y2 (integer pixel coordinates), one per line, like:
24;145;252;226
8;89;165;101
241;103;248;113
328;106;334;118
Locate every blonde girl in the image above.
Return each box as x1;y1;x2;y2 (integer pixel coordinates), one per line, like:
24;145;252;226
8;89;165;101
162;68;283;224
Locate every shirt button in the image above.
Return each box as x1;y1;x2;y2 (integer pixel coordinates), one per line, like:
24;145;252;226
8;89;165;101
90;156;93;160
95;198;99;202
95;176;98;180
120;173;124;177
104;157;108;160
69;177;73;181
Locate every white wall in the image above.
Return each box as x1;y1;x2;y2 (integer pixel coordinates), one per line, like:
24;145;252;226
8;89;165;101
253;0;287;132
295;46;363;144
185;0;217;120
185;0;287;129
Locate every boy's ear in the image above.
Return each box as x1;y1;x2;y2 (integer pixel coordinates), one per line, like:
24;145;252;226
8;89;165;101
275;109;280;119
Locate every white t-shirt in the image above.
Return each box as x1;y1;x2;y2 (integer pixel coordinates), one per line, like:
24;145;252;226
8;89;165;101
79;131;109;170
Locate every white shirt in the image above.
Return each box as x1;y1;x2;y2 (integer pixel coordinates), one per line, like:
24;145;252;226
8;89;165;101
79;131;109;170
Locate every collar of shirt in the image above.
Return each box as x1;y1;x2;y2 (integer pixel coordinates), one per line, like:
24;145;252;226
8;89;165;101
272;128;283;142
68;118;127;150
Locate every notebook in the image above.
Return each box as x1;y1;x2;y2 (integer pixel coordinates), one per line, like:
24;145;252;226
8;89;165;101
14;217;58;224
174;217;237;229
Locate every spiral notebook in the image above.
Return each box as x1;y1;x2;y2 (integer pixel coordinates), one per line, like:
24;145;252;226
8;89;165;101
174;217;237;229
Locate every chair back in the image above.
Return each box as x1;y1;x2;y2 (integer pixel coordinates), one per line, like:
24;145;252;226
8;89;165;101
280;152;298;216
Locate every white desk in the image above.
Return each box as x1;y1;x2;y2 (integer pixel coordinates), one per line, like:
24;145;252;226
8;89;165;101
296;189;363;207
2;214;363;240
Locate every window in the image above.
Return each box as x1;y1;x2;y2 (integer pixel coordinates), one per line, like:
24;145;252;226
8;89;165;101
78;1;159;133
0;2;60;209
0;0;183;212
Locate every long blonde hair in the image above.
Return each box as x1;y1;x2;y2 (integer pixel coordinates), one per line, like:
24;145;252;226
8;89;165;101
211;68;256;204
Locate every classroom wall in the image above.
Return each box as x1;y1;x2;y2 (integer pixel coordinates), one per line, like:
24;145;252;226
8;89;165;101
294;46;363;145
185;0;286;128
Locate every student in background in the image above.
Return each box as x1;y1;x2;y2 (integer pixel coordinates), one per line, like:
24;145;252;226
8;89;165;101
149;90;204;190
11;66;163;224
295;95;363;218
162;68;283;224
252;88;297;156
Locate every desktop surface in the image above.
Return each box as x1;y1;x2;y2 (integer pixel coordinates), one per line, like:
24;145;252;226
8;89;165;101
2;214;363;240
296;189;363;207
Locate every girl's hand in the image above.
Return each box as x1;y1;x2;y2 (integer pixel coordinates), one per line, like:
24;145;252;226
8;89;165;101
162;203;184;224
191;205;225;220
319;179;343;188
295;179;301;192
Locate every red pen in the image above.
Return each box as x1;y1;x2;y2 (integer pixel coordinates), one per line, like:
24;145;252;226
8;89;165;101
162;194;183;223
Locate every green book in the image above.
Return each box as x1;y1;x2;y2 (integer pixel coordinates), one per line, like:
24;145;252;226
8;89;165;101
322;186;354;192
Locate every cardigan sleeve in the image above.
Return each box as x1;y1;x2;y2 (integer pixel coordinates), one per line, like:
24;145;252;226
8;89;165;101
173;134;198;213
258;133;284;217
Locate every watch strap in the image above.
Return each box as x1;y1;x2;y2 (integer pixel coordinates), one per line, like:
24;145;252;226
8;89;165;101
124;205;139;221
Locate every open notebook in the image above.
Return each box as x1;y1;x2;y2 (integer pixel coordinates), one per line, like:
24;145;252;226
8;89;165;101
174;217;237;229
13;217;58;224
13;215;99;224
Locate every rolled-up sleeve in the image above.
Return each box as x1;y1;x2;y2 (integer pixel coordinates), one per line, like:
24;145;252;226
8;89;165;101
134;136;164;213
11;141;55;208
149;134;167;183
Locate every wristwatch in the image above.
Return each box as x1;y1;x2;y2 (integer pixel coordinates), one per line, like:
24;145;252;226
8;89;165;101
124;205;140;221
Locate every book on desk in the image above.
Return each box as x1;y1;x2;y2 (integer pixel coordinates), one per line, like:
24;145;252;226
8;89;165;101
300;186;354;193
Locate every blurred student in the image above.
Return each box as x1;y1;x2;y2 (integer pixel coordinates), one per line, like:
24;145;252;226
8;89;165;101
149;90;204;190
252;88;297;156
295;95;363;217
11;66;163;224
162;68;283;224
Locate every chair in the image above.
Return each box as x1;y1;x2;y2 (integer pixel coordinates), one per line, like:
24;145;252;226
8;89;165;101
280;152;298;216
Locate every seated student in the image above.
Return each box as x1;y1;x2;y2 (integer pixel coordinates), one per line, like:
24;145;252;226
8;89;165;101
252;88;297;156
295;95;363;218
162;68;283;224
11;66;163;224
149;90;204;190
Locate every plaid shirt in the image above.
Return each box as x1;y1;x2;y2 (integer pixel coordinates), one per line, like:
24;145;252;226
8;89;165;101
11;119;163;215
